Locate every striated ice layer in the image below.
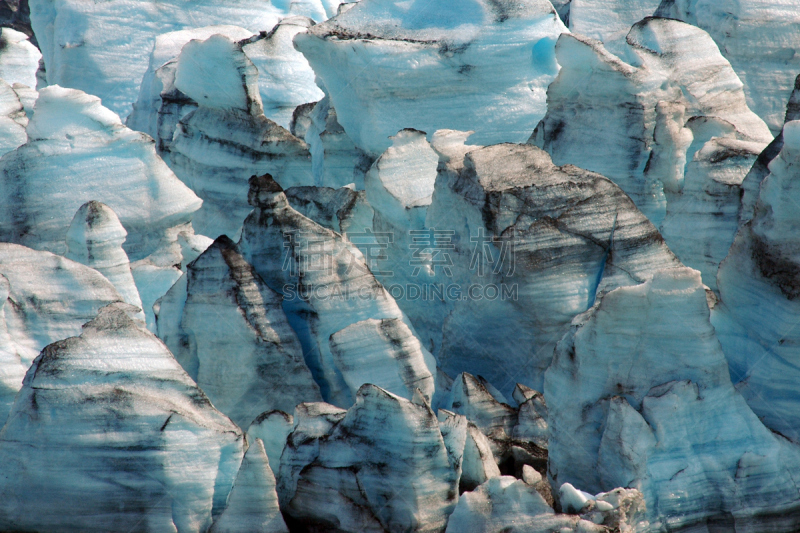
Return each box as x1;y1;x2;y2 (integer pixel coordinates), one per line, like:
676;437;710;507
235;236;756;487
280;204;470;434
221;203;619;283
156;235;322;429
127;25;257;154
284;184;374;237
532;18;771;288
0;27;39;89
239;174;440;408
0;85;202;260
740;74;800;225
247;410;294;474
365;128;445;352
294;0;567;156
166;34;313;239
66;201;144;322
444;373;547;478
0;242;122;425
445;476;609;533
426;139;680;394
545;267;800;531
656;0;800;134
240;17;324;129
29;0;331;119
714;119;800;444
0;303;245;533
0;77;27;156
299;95;375;188
0;243;121;370
278;385;458;532
210;439;288;533
567;0;661;53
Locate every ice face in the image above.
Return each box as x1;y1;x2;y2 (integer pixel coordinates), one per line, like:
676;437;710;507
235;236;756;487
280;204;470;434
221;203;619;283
239;174;440;408
294;0;566;156
278;385;458;532
0;303;245;532
29;0;331;119
545;267;800;530
0;28;40;89
532;18;771;289
156;235;322;429
209;439;289;533
714;118;800;444
66;201;144;322
0;85;202;260
425;140;680;395
656;0;800;134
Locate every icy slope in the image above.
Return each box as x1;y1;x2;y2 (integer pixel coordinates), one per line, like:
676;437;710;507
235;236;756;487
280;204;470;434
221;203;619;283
532;17;771;289
0;77;28;157
65;201;144;321
294;0;567;156
29;0;331;119
210;439;288;533
277;386;458;532
0;243;123;424
0;28;39;89
714;119;800;443
156;236;322;429
545;268;800;531
656;0;800;134
0;303;244;532
166;34;313;239
567;0;661;52
0;85;202;260
426;139;681;394
239;174;439;407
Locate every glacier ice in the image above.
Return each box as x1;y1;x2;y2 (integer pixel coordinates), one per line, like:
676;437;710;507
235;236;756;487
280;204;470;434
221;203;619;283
0;242;122;378
0;76;28;157
127;25;258;154
714;119;800;444
566;0;662;53
532;17;772;290
66;201;144;322
165;33;313;239
445;476;606;533
156;235;321;429
299;94;374;188
277;385;458;532
210;439;288;533
0;85;202;260
656;0;800;134
29;0;331;119
545;267;800;530
0;27;39;89
239;173;439;408
426;139;680;394
0;303;245;532
294;0;567;156
247;410;295;475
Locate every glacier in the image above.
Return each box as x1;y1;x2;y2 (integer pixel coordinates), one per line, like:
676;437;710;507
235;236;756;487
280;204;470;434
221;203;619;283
0;0;799;530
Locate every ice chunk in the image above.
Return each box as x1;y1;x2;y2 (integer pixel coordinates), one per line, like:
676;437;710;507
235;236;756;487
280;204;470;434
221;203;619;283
426;140;680;394
294;0;567;156
278;384;458;532
0;303;244;532
545;267;800;529
532;19;771;287
0;85;202;260
445;476;605;533
166;34;313;239
656;0;800;133
210;439;288;533
66;201;144;322
239;174;439;408
247;411;294;474
29;0;331;119
156;236;322;428
0;28;40;88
